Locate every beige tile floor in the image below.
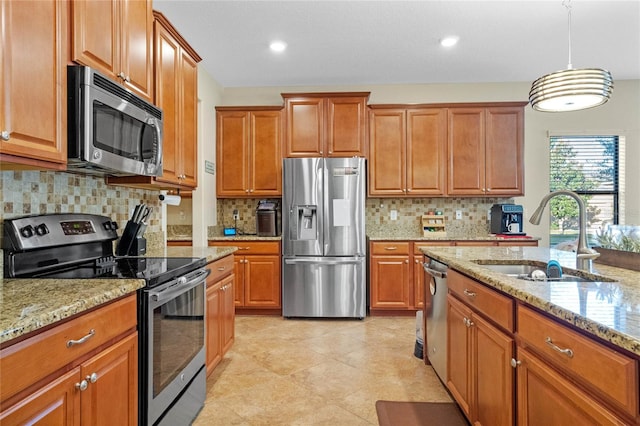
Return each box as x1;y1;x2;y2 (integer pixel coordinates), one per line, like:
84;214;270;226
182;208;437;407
194;315;452;425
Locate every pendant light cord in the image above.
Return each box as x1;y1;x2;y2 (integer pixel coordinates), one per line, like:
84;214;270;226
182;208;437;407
563;0;573;69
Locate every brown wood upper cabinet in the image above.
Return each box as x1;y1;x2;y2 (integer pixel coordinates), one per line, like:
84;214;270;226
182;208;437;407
107;11;201;190
368;107;447;197
0;0;68;170
71;0;153;100
448;104;526;196
282;92;369;157
216;107;282;197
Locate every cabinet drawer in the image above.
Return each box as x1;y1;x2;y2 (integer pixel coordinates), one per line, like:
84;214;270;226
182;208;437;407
370;242;410;255
208;255;234;284
0;295;137;403
448;269;514;332
209;241;280;255
518;305;638;418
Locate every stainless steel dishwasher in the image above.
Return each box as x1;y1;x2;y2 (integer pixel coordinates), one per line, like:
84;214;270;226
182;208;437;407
423;257;448;383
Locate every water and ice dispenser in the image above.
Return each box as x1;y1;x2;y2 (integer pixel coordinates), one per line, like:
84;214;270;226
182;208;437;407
293;205;317;240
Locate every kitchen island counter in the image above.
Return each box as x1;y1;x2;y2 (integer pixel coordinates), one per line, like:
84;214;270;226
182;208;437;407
421;246;640;356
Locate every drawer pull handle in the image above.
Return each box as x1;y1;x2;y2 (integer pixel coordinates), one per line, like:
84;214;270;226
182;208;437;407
545;337;574;358
217;267;226;271
67;329;95;348
463;289;476;298
384;247;397;250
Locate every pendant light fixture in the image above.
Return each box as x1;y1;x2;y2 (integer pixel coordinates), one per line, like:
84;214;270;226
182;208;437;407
529;0;613;112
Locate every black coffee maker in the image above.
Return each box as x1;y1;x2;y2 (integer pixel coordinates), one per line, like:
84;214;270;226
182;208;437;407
490;204;525;235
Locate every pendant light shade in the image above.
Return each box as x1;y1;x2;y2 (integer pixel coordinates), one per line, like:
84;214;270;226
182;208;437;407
529;0;614;112
529;68;614;112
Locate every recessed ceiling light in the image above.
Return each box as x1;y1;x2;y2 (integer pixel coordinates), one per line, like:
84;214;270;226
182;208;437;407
440;36;459;48
270;41;287;53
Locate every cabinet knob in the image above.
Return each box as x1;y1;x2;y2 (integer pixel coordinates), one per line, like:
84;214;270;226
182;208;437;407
86;373;98;383
510;358;521;368
75;380;88;391
125;75;131;83
1;130;9;141
405;259;409;263
117;71;126;80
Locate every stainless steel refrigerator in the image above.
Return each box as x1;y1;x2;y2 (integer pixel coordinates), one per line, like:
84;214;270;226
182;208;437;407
282;157;366;319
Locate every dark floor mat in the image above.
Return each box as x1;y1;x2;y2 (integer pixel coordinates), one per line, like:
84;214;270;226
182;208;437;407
375;400;468;426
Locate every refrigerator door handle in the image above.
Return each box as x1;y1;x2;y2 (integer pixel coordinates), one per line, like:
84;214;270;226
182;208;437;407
284;258;364;266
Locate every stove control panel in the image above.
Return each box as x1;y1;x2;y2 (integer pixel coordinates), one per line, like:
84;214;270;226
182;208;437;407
3;213;119;251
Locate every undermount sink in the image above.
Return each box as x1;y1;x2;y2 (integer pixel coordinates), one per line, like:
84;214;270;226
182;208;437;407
473;261;616;283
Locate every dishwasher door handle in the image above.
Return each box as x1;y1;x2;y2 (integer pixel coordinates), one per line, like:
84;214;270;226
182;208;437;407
423;263;447;279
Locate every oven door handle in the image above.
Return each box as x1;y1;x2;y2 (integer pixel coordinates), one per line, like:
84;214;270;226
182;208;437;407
149;268;211;304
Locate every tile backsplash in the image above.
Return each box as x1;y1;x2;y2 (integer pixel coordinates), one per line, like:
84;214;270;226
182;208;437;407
1;170;163;247
212;196;513;238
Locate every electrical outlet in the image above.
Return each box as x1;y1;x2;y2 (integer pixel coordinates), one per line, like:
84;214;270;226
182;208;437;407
487;209;492;221
455;210;463;220
390;210;398;220
233;209;239;220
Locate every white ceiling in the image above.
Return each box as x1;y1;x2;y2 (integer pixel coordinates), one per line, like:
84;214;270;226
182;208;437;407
153;0;640;88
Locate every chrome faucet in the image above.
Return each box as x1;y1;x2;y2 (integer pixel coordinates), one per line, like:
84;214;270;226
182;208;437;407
529;190;600;271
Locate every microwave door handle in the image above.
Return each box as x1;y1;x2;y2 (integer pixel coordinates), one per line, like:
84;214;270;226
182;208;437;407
152;117;163;172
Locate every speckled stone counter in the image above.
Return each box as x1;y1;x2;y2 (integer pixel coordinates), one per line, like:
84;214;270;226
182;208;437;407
421;246;640;356
1;246;237;345
0;278;144;344
367;224;539;242
208;236;281;242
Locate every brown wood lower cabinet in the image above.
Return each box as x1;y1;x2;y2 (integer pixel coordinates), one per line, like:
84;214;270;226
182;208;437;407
209;241;281;314
205;255;235;375
0;296;138;425
444;269;639;425
447;271;514;426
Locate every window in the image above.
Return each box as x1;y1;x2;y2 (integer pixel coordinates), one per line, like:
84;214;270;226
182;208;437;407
548;135;620;247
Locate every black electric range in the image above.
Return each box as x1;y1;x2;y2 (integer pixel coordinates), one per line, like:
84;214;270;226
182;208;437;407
2;213;205;287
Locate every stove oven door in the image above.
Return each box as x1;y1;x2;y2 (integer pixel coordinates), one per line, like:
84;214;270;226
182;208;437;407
141;268;210;425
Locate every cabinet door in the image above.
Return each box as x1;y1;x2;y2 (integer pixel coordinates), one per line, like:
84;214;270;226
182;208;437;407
368;109;407;196
284;97;324;157
448;108;485;195
80;332;138;426
406;109;447;195
72;0;119;82
370;255;411;309
250;110;282;195
234;257;245;306
484;107;524;196
473;313;514;426
516;348;626;426
216;111;249;196
326;96;367;157
220;274;236;354
120;0;152;100
244;255;281;307
179;49;198;188
154;22;181;186
206;282;222;375
0;368;80;426
1;0;67;166
447;295;472;418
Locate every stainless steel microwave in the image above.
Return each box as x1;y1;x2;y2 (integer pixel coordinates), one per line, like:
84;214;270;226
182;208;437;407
67;65;163;176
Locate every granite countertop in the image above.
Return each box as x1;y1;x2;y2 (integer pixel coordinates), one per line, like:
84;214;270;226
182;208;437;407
421;246;640;356
1;246;238;345
208;235;281;241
